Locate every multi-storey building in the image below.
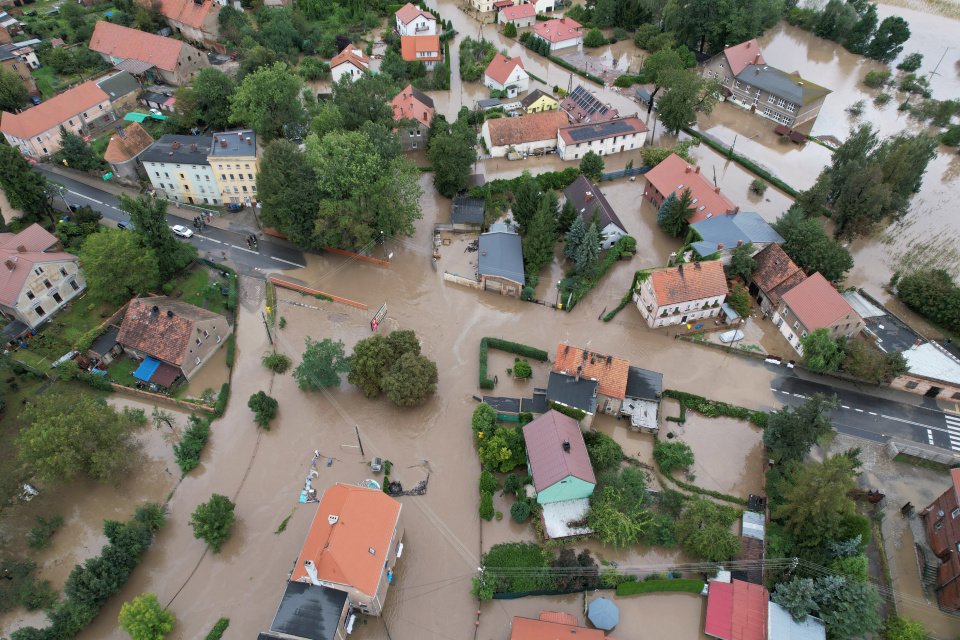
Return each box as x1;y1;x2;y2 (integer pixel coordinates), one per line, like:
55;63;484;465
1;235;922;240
390;84;434;150
142;135;220;205
634;260;729;329
210;130;258;206
774;272;863;355
556;117;648;161
394;2;436;35
89;20;208;86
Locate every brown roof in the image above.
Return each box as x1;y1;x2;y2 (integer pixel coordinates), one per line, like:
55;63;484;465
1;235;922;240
485;111;567;147
0;225;75;306
89;21;182;72
643;153;737;224
140;0;215;30
649;260;728;306
0;224;59;253
395;2;435;24
484;53;525;86
391;84;434;128
780;272;857;330
510;616;605;640
291;484;402;597
330;47;369;70
117;296;225;365
720;39;766;76
522;410;596;493
533;17;582;43
1;80;109;139
750;243;805;304
400;35;440;61
553;342;629;399
104;122;155;163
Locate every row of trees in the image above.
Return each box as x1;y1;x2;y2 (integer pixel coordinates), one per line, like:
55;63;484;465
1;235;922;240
787;0;910;63
633;47;723;135
895;268;960;335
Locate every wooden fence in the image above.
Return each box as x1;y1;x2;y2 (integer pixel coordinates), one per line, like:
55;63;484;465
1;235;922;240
268;276;368;310
111;384;214;414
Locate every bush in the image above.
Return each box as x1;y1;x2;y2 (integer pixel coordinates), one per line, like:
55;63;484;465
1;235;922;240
548;401;587;422
224;335;235;368
190;494;236;553
510;500;531;523
214;382;229;417
173;414;211;475
661;389;766;426
79;370;115;391
874;92;892;105
118;592;174;640
247;391;278;430
479;491;494;520
583;430;623;472
943;125;960;147
513;360;532;379
750;178;768;195
653;439;695;474
479;469;500;494
472;402;498;437
28;515;65;549
205;618;230;640
583;28;606;47
863;70;891;88
261;352;292;373
616;579;705;596
504;473;520;494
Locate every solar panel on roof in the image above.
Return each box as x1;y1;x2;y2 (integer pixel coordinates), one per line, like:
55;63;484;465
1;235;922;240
565;120;633;142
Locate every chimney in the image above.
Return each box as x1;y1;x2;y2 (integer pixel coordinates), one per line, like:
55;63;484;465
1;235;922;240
220;140;227;147
727;206;740;214
190;144;196;150
695;166;700;174
214;136;218;142
247;137;252;145
585;192;592;202
746;41;751;48
400;106;404;115
172;141;180;149
4;259;13;271
561;17;565;23
718;243;724;250
562;440;571;452
16;245;26;252
423;110;428;121
152;305;159;314
303;560;321;586
737;240;743;247
685;166;692;173
754;53;760;62
911;339;922;350
166;310;173;317
575;365;581;382
715;186;721;193
678;264;684;275
695;261;701;269
755;69;759;75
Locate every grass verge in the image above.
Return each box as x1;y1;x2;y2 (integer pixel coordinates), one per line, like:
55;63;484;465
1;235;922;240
616;579;705;596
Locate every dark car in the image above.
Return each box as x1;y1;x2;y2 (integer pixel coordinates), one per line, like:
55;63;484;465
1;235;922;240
117;221;135;230
30;97;41;106
68;204;80;212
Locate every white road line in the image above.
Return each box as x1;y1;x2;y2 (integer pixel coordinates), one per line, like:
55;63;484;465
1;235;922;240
770;388;776;392
780;390;791;395
67;190;102;205
842;405;850;409
793;393;805;398
231;245;258;254
855;408;864;412
883;414;943;429
869;412;877;415
270;256;307;268
203;238;221;244
928;429;935;444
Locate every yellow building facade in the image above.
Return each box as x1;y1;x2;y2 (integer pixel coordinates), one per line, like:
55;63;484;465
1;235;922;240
521;89;559;115
209;130;259;206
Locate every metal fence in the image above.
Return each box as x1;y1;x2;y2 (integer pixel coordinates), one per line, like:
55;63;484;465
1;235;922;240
599;166;649;182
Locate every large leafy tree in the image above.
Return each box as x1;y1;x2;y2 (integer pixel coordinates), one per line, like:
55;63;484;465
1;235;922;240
841;340;908;383
640;49;683;114
118;193;196;281
255;139;322;247
814;574;881;640
0;68;28;111
58;127;102;171
866;16;910;63
897;269;960;333
189;494;235;553
118;593;174;640
189;68;237;130
763;393;839;463
428;119;476;198
773;206;853;282
579;151;604;181
293;337;350;391
774;452;860;545
230;62;304;140
347;330;422;398
657;71;722;134
247;391;278;429
673;497;742;562
660;187;695;237
0;143;52;223
331;72;398;132
800;328;846;373
382;351;439;407
80;230;160;304
772;578;817;623
727;242;756;280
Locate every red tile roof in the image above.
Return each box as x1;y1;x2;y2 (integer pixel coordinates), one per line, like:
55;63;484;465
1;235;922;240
534;17;582;43
500;3;536;21
750;243;805;304
485;110;567;147
558;117;647;145
511;616;606;640
140;0;215;30
644;153;737;224
331;47;369;70
400;35;441;62
0;225;75;306
780;272;857;330
705;580;768;640
117;296;225;366
721;39;766;76
650;260;728;307
539;611;579;625
1;80;109;139
89;21;182;72
395;2;435;25
522;410;596;493
554;342;629;399
291;484;402;597
391;84;434;128
485;53;525;86
104;122;155;163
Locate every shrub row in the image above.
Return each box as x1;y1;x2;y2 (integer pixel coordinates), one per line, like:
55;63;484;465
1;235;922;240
548;401;586;422
173;414;211;475
561;236;636;310
214;382;229;417
662;389;768;427
479;338;548;389
205;618;230;640
616;578;705;596
467;167;582;199
225;335;235;369
78;371;114;391
658;470;749;506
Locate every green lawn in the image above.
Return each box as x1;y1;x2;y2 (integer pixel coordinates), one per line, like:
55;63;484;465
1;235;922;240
166;266;228;316
31;65;82;101
109;355;140;388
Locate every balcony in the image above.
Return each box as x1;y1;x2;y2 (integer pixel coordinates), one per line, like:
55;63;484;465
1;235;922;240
414;24;430;33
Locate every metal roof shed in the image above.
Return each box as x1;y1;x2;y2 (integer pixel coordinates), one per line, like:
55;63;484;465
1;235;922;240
268;581;349;640
478;231;525;286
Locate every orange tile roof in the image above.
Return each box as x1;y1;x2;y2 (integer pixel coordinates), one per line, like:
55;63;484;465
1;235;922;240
484;53;525;86
330;47;369;70
89;21;183;72
750;244;805;304
554;343;629;399
104;122;155;163
500;3;536;21
649;260;728;306
1;80;109;139
0;224;75;306
533;17;582;43
511;616;606;640
140;0;215;30
721;39;765;77
395;2;435;25
485;110;567;147
291;484;402;598
780;272;856;330
117;296;225;365
391;84;434;128
643;153;737;224
400;35;441;62
539;611;579;625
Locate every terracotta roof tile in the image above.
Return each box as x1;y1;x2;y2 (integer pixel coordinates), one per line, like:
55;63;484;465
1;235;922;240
395;2;435;24
484;52;525;86
331;47;369;70
780;272;857;329
139;0;215;30
117;296;225;365
0;223;58;252
649;260;728;306
750;244;805;304
706;580;769;640
644;153;737;224
720;39;765;76
485;110;567;147
533;17;582;43
522;410;596;493
89;21;182;72
538;611;579;625
104;122;155;163
391;84;434;128
553;342;629;399
291;484;402;597
1;80;109;139
400;35;441;61
500;3;536;20
511;616;606;640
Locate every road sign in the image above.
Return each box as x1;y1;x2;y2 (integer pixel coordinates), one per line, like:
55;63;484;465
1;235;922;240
370;303;387;332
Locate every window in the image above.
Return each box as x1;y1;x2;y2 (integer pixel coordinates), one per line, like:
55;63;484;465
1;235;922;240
184;185;190;191
801;331;807;338
952;508;960;518
52;292;62;304
226;164;231;170
777;97;786;108
953;392;960;400
42;279;51;289
206;175;210;181
719;63;724;68
180;174;185;179
34;303;46;316
229;174;235;180
936;520;944;531
247;174;253;180
42;147;48;154
156;172;160;177
252;186;257;193
238;174;244;181
69;119;74;126
768;94;776;103
196;338;202;345
233;187;239;194
195;357;201;365
764;107;773;117
218;165;223;170
26;291;35;300
905;381;919;389
83;112;88;118
165;173;170;178
735;80;740;88
245;164;250;169
786;102;796;112
793;321;800;330
216;335;221;344
34;267;42;276
221;174;226;181
242;186;247;193
196;175;201;181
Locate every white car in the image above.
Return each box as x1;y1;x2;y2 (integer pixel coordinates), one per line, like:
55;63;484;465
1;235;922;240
172;225;194;238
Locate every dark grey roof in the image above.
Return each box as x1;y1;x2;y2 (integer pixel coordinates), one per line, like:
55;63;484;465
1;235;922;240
2;319;28;339
482;396;521;413
690;211;783;257
89;325;120;356
735;65;831;106
451;197;485;225
546;371;598;415
141;91;171;105
0;49;14;63
625;366;662;401
563;119;634;143
477;98;503;109
408;85;434;109
96;71;140;100
142;135;213;165
563;175;626;234
269;582;348;640
478;232;524;286
520;88;553;109
210;130;257;158
635;88;651;102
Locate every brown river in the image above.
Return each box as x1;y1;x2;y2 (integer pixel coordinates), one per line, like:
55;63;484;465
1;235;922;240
2;2;960;639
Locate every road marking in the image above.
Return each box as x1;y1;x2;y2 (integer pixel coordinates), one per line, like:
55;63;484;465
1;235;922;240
231;245;259;254
793;393;805;398
270;256;307;268
780;390;791;395
928;429;935;445
770;388;776;392
869;412;877;415
842;405;850;409
203;238;221;244
855;408;864;412
67;190;102;205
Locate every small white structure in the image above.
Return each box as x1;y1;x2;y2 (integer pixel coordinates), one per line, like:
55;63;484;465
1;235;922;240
394;2;437;36
483;53;529;96
330;48;370;83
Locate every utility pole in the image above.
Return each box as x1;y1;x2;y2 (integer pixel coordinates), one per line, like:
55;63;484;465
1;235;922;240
928;46;952;80
354;426;365;458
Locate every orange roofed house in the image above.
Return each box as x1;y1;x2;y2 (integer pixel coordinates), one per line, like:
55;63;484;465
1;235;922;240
774;272;863;355
291;483;404;617
481;110;568;158
533;17;583;51
484;52;529;96
400;34;442;71
921;469;960;611
634;260;729;329
331;47;370;83
553;342;629;416
139;0;220;44
643;153;738;225
391;84;434;150
103;121;155;183
89;20;208;86
511;612;608;640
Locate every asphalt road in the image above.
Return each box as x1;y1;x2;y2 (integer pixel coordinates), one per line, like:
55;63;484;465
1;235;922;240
37;165;306;274
770;372;960;455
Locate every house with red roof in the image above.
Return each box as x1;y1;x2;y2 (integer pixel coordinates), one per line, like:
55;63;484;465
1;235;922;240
89;20;208;86
138;0;220;45
774;272;863;355
643;153;738;224
533;17;582;51
291;483;403;617
481;110;567;157
394;2;436;36
510;612;608;640
103;121;155;182
634;260;729;329
498;3;536;27
747;243;805;315
553;342;630;415
400;34;442;71
921;469;960;611
331;47;370;83
390;84;434;150
0;224;86;338
705;578;826;640
484;53;528;96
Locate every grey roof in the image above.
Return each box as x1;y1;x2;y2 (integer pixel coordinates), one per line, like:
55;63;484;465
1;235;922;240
742;510;765;541
89;325;120;356
635;88;651;102
142;91;171;105
721;302;740;322
96;71;140;100
841;291;883;319
904;343;960;385
478;231;524;286
142;134;213;165
520;88;553;109
546;371;598;416
0;48;14;62
115;58;154;74
268;582;348;640
522;409;596;493
736;65;831;106
210;130;257;158
690;211;783;257
768;601;826;640
408;85;434;109
477;98;503;109
450;197;485;225
624;366;662;401
563;175;626;235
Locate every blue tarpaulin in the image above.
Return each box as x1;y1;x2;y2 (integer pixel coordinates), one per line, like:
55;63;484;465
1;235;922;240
133;357;161;382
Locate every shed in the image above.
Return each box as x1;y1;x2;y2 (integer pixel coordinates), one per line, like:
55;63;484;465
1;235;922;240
265;581;350;640
450;197;485;230
88;325;121;365
522;410;596;504
478;231;524;297
620;366;662;433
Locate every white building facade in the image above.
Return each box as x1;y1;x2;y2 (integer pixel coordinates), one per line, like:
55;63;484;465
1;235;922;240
633;261;728;329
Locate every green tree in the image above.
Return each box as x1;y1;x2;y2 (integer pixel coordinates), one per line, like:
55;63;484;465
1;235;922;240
896;53;923;72
575;222;601;274
727;242;756;280
189;494;235;553
772;578;817;622
800;328;846;372
763;393;839;463
503;21;517;37
880;614;926;640
57;127;101;171
588;486;655;548
230;61;304;140
255;139;322;247
640;48;684;115
874;131;939;215
472;402;497;437
866;16;910;62
0;68;29;111
118;593;174;640
0;144;51;223
842;3;878;54
331;72;398;132
583;28;607;47
382;352;439;407
247;391;278;430
512;172;541;233
727;287;750;318
429;119;476;198
657;71;722;134
896;269;960;332
523;197;559;279
814;575;881;640
118;194;196;281
311;101;344;139
583;431;624;472
380;49;408;82
656;192;678;225
774;453;860;544
16;390;142;484
579;151;604;181
294;337;350;391
841;340;908;383
348;334;393;397
773;206;853;282
80;230;160;304
832;165;892;240
189;68;237;130
563;214;585;260
674;498;742;561
557;198;578;233
653;439;695;474
660;187;695;237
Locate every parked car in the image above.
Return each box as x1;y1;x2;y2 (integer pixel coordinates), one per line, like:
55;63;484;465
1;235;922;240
149;108;162;116
30;97;41;106
117;220;135;230
171;225;193;238
68;204;79;212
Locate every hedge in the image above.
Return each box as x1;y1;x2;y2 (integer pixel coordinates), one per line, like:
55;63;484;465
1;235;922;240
616;579;705;596
479;337;548;389
173;414;211;475
548;401;586;421
225;335;235;368
662;389;768;427
659;470;749;506
560;235;635;310
467;167;581;200
214;382;229;417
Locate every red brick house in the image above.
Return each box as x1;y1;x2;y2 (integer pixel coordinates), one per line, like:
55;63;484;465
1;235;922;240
643;153;739;224
921;469;960;611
